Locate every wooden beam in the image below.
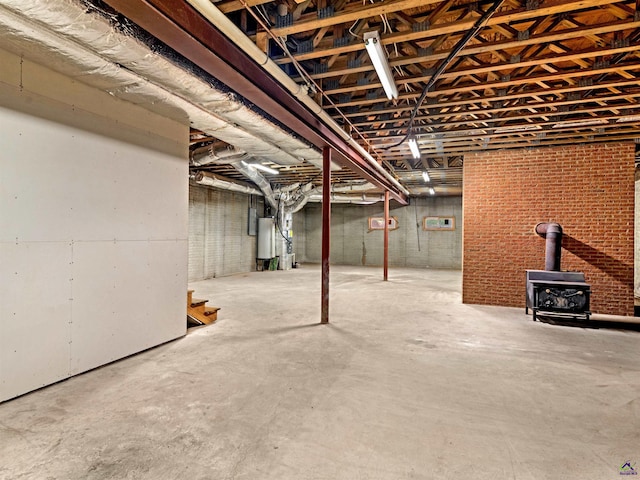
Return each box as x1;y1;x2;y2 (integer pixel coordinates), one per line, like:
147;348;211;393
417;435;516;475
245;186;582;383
271;0;440;37
357;99;640;132
216;0;272;14
331;63;640;109
275;0;631;63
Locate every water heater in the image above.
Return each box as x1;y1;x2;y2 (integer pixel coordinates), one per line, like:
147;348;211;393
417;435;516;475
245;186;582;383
257;217;276;260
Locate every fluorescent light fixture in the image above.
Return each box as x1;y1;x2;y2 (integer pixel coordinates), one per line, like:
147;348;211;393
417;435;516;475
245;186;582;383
408;136;421;159
422;171;431;182
552;119;608;128
242;160;279;175
251;163;279;175
363;31;398;100
428;187;436;196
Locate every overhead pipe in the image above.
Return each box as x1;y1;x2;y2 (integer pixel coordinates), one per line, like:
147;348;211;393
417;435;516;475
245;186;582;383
535;222;563;271
330;182;375;193
184;0;410;199
191;171;263;196
190;145;248;166
307;193;384;204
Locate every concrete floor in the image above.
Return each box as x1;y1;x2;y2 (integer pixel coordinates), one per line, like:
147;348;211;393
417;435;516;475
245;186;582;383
1;265;639;480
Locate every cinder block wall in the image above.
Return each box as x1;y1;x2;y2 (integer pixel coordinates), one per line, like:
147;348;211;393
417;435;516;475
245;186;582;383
292;209;306;263
302;196;462;269
463;143;635;316
188;185;258;281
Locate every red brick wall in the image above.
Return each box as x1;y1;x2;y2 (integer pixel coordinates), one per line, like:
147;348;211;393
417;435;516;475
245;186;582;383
462;143;635;316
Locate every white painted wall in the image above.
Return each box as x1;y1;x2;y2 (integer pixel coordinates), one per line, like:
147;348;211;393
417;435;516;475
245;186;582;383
0;49;188;401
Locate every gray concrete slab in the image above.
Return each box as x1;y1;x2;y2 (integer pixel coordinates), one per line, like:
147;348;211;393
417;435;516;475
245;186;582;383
1;265;639;480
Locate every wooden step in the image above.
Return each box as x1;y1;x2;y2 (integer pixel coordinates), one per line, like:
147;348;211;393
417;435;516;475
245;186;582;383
190;298;208;308
190;298;208;314
204;306;220;322
186;290;220;327
187;305;220;325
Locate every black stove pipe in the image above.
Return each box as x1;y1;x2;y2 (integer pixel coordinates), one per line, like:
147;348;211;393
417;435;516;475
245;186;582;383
535;222;563;271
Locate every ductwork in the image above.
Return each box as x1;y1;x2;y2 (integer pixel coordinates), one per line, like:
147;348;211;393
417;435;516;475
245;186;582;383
274;183;302;195
190;145;247;166
231;160;277;208
283;182;384;211
0;0;316;167
281;182;315;213
191;171;263;196
535;222;563;271
289;194;312;213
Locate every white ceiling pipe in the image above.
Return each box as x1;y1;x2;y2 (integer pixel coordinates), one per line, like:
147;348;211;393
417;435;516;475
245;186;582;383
0;0;311;166
184;0;410;197
191;171;263;196
307;193;385;204
190;145;248;166
327;182;376;193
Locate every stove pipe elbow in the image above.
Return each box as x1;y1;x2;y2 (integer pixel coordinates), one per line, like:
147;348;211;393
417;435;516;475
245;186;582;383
535;222;563;271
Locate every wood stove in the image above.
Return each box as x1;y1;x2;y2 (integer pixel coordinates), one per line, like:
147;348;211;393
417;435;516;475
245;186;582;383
526;270;591;321
526;222;592;322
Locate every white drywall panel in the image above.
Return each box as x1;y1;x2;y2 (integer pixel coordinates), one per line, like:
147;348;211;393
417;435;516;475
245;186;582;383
69;240;187;374
0;49;188;401
0;242;72;400
0;104;185;243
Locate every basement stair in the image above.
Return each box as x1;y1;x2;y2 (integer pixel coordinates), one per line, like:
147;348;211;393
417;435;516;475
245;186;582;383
187;289;220;327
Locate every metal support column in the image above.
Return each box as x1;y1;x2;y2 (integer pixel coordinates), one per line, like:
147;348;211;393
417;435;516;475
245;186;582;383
321;147;331;324
384;190;389;281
